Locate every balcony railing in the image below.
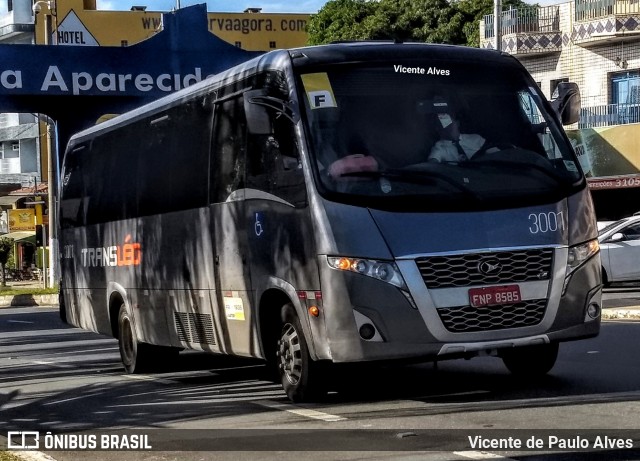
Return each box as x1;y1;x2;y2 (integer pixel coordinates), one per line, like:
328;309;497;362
580;103;640;128
484;6;561;39
575;0;640;22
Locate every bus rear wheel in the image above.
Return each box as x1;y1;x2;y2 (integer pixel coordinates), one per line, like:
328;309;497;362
501;342;559;377
277;303;327;402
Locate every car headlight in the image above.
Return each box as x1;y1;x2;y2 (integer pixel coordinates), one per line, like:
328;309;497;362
566;239;600;277
327;256;408;290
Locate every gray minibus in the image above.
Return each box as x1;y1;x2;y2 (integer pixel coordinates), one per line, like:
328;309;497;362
59;42;602;402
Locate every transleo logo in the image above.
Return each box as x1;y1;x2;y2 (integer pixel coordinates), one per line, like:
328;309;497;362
80;234;142;268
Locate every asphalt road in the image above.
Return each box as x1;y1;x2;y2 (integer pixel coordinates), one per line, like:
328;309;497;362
1;300;640;460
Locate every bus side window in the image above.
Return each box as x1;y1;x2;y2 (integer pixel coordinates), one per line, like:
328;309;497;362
246;111;306;207
211;96;247;203
85;127;139;225
60;147;85;228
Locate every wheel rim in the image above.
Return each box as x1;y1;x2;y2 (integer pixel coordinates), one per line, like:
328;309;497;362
120;316;134;366
278;322;302;385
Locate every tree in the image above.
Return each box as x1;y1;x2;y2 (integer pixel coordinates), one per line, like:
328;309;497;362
307;0;532;47
366;0;460;44
307;0;378;45
0;237;14;288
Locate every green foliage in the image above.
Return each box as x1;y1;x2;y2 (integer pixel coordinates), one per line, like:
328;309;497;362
0;451;24;461
307;0;532;47
307;0;377;45
0;237;13;287
0;286;58;295
0;237;13;267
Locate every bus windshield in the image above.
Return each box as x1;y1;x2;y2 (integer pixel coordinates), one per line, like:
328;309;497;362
299;61;584;211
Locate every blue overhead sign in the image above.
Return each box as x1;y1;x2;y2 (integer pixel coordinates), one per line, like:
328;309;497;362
0;4;262;147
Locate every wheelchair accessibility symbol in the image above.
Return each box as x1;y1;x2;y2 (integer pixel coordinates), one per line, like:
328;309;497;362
254;212;264;237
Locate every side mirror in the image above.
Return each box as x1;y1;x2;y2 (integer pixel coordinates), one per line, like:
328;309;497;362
609;232;625;243
550;82;581;125
244;90;272;135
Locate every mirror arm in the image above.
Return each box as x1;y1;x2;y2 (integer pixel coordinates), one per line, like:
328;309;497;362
249;96;299;123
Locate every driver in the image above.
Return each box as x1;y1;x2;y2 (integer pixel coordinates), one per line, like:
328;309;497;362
428;97;491;163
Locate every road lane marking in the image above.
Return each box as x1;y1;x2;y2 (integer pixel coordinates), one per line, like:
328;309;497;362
6;320;35;324
422;390;491;399
256;399;346;422
121;374;176;386
30;360;73;368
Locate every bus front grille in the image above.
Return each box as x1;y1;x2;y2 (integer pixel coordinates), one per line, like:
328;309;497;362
174;312;216;345
416;249;553;289
436;299;547;333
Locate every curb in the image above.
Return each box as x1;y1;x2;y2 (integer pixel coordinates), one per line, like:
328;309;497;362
0;294;57;307
601;308;640;321
7;451;58;461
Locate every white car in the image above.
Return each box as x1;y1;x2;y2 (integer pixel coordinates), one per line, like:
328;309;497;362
598;215;640;286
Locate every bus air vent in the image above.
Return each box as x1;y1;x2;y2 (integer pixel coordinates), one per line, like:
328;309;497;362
174;312;216;345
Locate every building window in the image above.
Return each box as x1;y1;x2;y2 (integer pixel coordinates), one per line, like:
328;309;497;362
611;70;640;124
121;40;128;47
611;70;640;105
8;0;13;12
269;41;276;49
235;41;242;48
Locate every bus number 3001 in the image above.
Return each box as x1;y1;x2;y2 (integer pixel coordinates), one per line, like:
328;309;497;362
529;211;564;234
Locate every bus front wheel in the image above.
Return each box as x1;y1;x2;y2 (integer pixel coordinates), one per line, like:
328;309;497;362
277;303;327;402
500;342;559;377
118;304;155;374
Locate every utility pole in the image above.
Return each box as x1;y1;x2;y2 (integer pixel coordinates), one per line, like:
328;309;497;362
33;1;58;288
494;0;502;51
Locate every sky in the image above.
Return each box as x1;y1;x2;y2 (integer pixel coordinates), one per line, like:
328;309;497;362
95;0;558;14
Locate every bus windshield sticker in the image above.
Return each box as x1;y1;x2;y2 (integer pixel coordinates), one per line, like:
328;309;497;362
224;296;246;321
301;73;337;110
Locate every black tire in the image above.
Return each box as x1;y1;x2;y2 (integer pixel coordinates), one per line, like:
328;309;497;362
601;266;610;287
501;342;559;377
59;288;68;324
117;303;155;374
277;303;327;402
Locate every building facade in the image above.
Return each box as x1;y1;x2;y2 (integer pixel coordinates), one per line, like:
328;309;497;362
0;0;40;188
481;0;640;219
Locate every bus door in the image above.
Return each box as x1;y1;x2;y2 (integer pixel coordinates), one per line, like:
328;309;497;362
209;95;255;356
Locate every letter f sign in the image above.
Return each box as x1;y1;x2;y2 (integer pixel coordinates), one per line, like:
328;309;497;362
309;90;336;109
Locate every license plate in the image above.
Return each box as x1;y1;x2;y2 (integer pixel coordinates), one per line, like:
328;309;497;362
469;285;521;307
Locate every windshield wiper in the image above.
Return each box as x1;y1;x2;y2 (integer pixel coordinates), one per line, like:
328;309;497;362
461;158;572;185
336;169;482;201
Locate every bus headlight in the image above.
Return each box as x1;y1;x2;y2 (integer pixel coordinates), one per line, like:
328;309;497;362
566;239;599;277
327;256;407;290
